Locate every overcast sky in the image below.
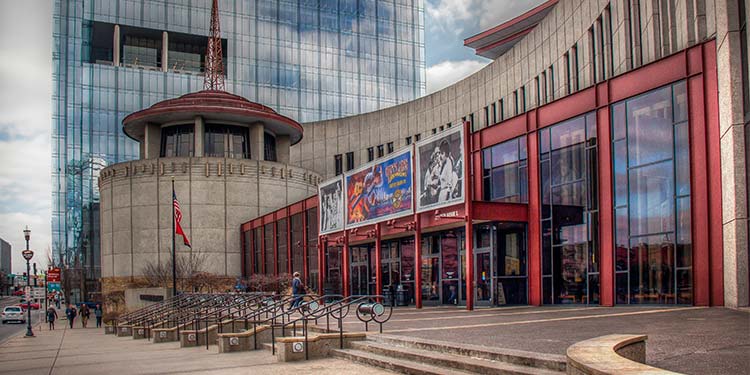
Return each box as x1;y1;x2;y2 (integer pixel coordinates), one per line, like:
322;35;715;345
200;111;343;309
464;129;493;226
0;0;542;274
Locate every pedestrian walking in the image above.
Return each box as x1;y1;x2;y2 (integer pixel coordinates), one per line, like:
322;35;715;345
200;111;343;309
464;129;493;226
55;294;60;309
65;304;76;329
94;304;103;328
80;304;90;328
47;307;58;330
290;272;305;309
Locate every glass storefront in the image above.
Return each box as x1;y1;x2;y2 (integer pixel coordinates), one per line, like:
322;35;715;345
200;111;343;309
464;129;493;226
482;136;528;203
539;112;599;304
612;81;692;304
306;208;319;293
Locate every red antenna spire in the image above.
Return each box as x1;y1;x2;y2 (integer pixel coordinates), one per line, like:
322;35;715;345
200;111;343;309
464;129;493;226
203;0;225;91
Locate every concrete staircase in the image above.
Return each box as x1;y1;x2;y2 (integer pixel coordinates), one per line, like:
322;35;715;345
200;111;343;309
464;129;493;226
332;334;567;375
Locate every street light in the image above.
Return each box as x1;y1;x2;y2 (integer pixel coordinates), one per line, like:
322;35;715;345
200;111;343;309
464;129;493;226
22;226;34;337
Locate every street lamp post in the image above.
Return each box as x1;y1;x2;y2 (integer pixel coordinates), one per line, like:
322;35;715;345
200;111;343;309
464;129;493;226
22;226;34;337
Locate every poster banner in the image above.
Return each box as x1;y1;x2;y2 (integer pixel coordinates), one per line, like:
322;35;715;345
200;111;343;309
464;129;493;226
415;126;465;213
345;148;413;228
318;176;345;235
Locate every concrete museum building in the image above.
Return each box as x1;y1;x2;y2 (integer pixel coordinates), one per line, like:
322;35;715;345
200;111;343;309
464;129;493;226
102;0;750;309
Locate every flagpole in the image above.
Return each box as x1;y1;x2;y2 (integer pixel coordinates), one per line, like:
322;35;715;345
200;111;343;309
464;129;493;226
171;176;177;298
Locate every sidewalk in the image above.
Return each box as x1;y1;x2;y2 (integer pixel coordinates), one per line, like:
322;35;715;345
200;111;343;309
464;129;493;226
0;323;389;375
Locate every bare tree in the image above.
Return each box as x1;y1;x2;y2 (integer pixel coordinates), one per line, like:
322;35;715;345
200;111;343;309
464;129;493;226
140;252;211;292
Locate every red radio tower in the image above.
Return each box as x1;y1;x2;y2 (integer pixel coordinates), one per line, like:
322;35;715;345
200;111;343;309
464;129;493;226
204;0;225;91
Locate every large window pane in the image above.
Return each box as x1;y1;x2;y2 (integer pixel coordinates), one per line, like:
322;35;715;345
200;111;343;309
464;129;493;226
628;161;674;236
627;86;673;166
629;234;674;304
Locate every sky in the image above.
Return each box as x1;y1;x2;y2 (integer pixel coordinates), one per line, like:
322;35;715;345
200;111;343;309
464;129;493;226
0;0;543;274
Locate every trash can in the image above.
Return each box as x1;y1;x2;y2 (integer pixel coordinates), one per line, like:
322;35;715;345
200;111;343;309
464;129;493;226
382;286;393;306
396;284;409;306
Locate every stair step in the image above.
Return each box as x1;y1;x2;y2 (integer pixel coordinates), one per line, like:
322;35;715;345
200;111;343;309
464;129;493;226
350;341;562;375
333;348;472;375
373;334;566;372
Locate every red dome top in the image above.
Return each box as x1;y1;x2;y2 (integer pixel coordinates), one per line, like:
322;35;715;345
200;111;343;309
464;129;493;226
122;90;303;144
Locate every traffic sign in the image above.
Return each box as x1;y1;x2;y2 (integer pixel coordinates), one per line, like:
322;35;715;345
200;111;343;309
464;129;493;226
22;249;34;261
47;268;61;282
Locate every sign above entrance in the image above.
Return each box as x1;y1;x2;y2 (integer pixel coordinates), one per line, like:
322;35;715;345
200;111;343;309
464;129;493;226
344;147;413;229
415;126;465;213
318;176;345;235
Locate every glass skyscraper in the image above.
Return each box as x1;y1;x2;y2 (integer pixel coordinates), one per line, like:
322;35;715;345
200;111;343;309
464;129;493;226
52;0;425;301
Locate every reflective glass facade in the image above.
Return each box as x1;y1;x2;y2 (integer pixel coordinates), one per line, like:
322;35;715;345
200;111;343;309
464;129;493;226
539;112;599;305
612;82;692;305
52;0;425;299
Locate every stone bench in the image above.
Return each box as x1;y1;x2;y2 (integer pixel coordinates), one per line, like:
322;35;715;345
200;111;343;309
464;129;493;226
116;325;133;337
104;324;116;334
178;319;238;348
275;332;367;362
152;321;195;343
566;334;682;375
217;325;274;353
132;326;149;340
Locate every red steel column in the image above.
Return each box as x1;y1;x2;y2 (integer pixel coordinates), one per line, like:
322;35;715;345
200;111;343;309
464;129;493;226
702;41;723;306
414;214;423;308
302;210;309;284
375;224;383;297
689;61;711;306
597;103;615;306
527;131;542;306
260;226;266;275
342;233;350;297
273;222;279;276
464;120;474;311
287;210;293;274
318;238;325;295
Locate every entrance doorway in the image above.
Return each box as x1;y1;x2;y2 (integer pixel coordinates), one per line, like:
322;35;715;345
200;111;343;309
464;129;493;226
350;246;371;296
473;223;528;306
420;230;466;306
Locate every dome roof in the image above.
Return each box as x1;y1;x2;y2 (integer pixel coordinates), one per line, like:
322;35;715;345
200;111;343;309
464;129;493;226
122;90;303;144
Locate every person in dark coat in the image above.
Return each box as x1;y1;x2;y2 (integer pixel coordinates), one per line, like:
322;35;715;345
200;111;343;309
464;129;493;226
47;307;58;330
94;304;103;328
65;304;76;329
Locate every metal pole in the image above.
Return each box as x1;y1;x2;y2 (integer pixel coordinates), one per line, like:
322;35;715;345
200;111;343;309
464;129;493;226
25;257;33;337
44;271;48;323
172;177;177;298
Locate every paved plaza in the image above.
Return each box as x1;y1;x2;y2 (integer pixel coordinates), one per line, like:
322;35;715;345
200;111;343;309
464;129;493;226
0;306;747;374
0;312;389;375
339;305;750;375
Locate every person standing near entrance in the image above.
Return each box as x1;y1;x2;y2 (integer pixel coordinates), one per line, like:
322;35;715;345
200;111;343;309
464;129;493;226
94;304;103;328
47;307;58;330
65;304;76;329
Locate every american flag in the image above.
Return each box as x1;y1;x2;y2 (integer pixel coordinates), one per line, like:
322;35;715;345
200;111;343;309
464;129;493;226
173;191;191;247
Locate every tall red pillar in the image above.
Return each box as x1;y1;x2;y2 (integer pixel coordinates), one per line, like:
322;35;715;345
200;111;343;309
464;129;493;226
342;233;350;297
375;224;383;298
463;121;474;311
527;131;542;306
414;215;422;308
597;103;615;306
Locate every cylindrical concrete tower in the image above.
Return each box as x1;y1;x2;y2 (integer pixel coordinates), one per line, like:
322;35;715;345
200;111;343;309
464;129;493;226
99;90;321;294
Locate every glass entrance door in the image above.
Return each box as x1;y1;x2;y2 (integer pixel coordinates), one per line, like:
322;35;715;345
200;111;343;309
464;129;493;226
475;251;492;304
350;246;371;296
474;224;494;306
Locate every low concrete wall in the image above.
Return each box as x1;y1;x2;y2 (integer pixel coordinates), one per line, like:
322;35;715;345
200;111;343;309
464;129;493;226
275;333;367;362
566;334;682;375
217;325;274;353
116;325;133;337
124;288;172;311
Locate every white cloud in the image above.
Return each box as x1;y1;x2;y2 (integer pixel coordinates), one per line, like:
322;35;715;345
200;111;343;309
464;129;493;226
475;0;547;31
425;0;547;39
426;59;489;94
0;0;53;273
425;0;475;33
